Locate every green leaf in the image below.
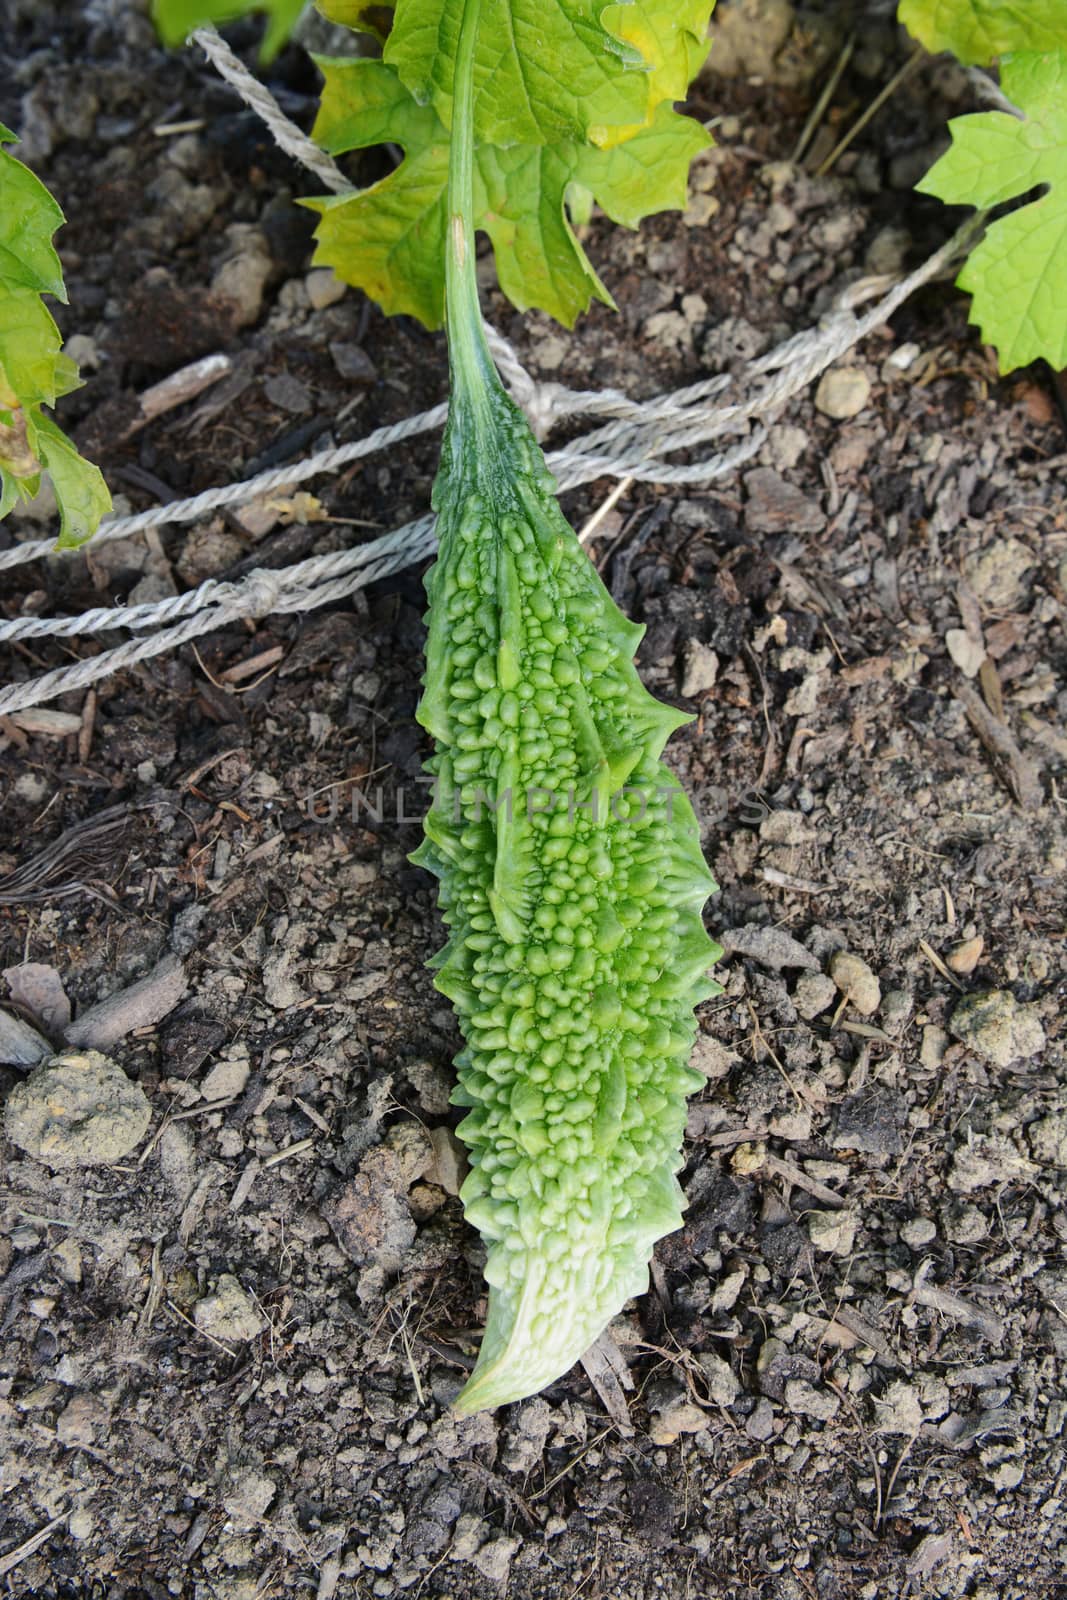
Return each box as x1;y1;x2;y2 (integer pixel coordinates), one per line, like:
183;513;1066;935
0;130;66;300
307;55;710;326
385;0;715;148
0;132;110;544
0;282;65;410
917;50;1067;371
27;411;113;550
151;0;306;60
899;0;1067;66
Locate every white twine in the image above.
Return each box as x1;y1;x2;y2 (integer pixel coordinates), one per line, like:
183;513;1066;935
0;25;977;717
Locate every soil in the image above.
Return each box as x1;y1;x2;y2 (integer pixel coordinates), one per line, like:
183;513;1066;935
1;5;1065;1600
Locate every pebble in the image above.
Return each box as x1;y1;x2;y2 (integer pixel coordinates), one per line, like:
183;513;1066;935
200;1050;251;1102
1028;1112;1067;1167
680;638;719;697
944;1202;988;1244
472;1535;521;1583
194;1275;266;1343
920;1024;949;1069
793;971;838;1019
945;628;985;678
744;466;825;535
814;367;871;419
306;267;347;309
698;1351;740;1407
0;1007;52;1067
901;1217;937;1248
746;1397;776;1440
329;341;378;384
946;935;984;975
4;1049;152;1169
211;224;272;328
949;990;1046;1067
828;950;881;1015
963;538;1035;609
807;1209;857;1256
264;372;311;414
874;1379;923;1434
880;988;912;1035
222;1466;276;1527
783;1378;839;1422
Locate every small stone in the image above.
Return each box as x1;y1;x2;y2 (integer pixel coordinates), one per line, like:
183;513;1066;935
0;1007;52;1067
1028;1111;1067;1167
68;1507;95;1540
680;638;719;698
211;224;271;328
472;1535;521;1584
200;1050;251;1102
945;628;985;678
4;1049;152;1169
223;1467;276;1527
920;1025;949;1070
264;372;311;414
880;988;912;1035
194;1274;265;1343
647;1379;711;1444
769;1108;812;1141
306;267;347;309
944;1201;988;1244
828;950;881;1015
329;341;377;384
949;990;1045;1067
807;1209;857;1256
874;1379;923;1434
746;1397;776;1440
744;467;825;535
814;367;871;419
698;1351;740;1407
56;1392;108;1447
946;935;984;975
794;971;838;1019
963;538;1035;608
901;1217;936;1248
948;1133;1037;1193
783;1378;839;1422
989;1461;1024;1492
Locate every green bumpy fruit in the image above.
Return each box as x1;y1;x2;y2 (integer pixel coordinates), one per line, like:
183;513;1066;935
413;380;721;1414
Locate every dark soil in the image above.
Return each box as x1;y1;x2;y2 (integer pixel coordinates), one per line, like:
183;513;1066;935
1;5;1065;1599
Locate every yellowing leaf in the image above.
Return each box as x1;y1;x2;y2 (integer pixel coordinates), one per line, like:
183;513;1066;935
385;0;715;148
306;56;710;327
917;50;1067;371
899;0;1067;66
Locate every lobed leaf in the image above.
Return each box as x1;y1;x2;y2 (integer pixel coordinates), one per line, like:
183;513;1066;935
307;56;710;326
899;0;1067;66
0;127;111;544
917;49;1067;371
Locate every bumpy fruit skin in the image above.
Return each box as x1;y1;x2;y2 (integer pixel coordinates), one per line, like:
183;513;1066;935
413;381;721;1414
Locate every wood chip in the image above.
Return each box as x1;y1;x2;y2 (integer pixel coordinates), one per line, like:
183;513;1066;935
7;709;82;738
912;1281;1006;1344
955;682;1041;809
64;954;188;1050
579;1331;635;1436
